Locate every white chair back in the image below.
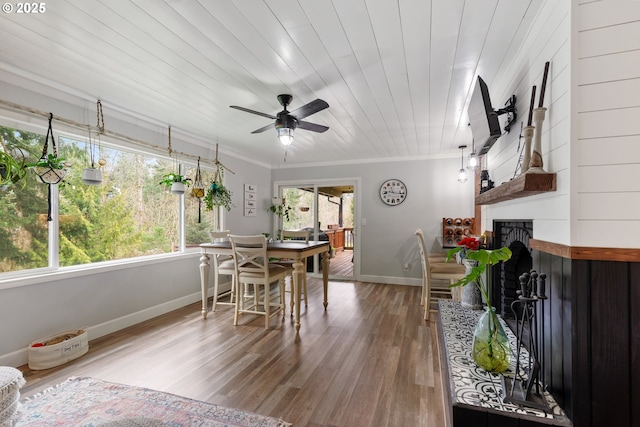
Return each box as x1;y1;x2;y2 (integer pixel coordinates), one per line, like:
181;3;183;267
229;234;287;329
279;229;310;242
230;234;267;274
209;230;230;243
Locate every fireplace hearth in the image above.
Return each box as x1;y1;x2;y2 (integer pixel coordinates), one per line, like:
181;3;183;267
492;220;533;319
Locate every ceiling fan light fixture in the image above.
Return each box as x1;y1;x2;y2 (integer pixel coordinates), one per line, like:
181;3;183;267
277;127;294;146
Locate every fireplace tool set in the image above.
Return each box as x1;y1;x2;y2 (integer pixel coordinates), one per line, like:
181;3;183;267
502;269;550;411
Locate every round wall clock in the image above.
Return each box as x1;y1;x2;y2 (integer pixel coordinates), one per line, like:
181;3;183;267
379;179;407;206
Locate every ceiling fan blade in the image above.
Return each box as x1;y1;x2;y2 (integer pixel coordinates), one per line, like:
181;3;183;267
290;99;329;120
298;121;329;133
229;105;277;120
251;123;275;133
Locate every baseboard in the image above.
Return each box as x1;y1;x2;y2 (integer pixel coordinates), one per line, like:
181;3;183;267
358;275;422;286
0;283;230;368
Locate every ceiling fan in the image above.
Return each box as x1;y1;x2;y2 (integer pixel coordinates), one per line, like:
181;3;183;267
230;94;329;146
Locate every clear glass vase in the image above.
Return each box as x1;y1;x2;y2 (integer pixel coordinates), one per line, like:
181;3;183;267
472;306;511;373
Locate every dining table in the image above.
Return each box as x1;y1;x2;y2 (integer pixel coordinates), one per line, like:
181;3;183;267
199;240;331;332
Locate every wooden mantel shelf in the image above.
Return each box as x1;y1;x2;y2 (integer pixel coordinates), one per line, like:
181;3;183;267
475;172;556;205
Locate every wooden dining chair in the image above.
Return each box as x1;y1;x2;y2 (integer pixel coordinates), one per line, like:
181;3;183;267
229;235;287;329
415;228;450;264
208;230;236;312
415;229;466;320
272;229;310;313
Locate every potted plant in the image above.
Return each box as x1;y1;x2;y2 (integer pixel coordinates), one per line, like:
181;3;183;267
159;173;191;195
30;153;67;184
0;150;28;187
447;241;513;373
269;197;293;221
204;177;233;212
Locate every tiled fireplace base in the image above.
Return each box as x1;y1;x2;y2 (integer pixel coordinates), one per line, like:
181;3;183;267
437;300;571;426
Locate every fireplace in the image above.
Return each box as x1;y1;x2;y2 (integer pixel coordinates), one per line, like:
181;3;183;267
491;220;533;319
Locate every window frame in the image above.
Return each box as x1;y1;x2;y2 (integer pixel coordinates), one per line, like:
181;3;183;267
0;114;218;287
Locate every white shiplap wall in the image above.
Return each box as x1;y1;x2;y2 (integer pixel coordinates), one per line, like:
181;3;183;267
482;0;640;249
574;0;640;248
482;0;572;245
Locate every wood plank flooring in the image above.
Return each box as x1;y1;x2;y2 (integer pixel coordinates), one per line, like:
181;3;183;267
18;278;445;427
328;249;354;276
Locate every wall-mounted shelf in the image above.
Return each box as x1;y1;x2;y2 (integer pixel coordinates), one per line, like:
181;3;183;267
475;172;556;205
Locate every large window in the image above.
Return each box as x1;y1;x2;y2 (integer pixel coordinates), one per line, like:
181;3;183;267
0;123;215;275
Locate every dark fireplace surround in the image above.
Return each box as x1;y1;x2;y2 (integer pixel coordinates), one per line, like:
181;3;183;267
491;220;533;319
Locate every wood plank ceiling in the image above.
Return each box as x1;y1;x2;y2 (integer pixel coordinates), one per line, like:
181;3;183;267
0;0;543;167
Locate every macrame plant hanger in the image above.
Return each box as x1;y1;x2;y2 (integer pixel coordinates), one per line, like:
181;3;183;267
96;100;106;167
211;143;234;231
192;157;205;223
37;113;65;221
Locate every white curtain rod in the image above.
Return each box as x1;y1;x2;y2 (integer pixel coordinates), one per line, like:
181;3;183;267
0;98;215;166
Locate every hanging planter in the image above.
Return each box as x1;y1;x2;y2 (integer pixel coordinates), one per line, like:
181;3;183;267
204;144;234;213
191;157;205;198
30;115;67;185
159;126;191;195
82;116;103;186
159;172;191;195
171;182;186;194
28;113;66;221
204;169;233;212
191;157;205;222
81;167;102;186
33;153;66;184
191;186;205;198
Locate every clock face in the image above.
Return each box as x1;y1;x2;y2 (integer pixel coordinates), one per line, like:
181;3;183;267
379;179;407;206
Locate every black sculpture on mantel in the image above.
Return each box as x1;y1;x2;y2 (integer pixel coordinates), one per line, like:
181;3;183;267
502;270;549;411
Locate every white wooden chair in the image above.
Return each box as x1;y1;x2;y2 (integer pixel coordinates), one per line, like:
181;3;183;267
208;230;236;312
229;235;287;329
415;229;466;320
272;229;310;313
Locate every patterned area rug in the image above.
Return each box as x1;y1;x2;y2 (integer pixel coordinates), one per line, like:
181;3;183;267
16;377;291;427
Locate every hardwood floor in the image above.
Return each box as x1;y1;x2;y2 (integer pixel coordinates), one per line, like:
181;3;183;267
18;278;445;427
328;249;354;276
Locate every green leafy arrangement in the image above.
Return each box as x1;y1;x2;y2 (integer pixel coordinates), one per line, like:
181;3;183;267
268;200;293;221
30;153;66;170
159;173;191;187
204;168;233;211
446;240;512;303
0;150;28;186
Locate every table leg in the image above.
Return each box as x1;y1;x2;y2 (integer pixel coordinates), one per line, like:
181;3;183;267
199;253;210;319
292;259;305;332
322;251;330;309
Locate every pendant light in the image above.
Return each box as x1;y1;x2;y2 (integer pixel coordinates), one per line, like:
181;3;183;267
457;145;468;183
467;138;479;170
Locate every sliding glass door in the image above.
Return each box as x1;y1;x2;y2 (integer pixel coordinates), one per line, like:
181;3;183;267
275;179;359;281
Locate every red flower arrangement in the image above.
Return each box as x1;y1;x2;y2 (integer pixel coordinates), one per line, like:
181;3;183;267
458;236;480;251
